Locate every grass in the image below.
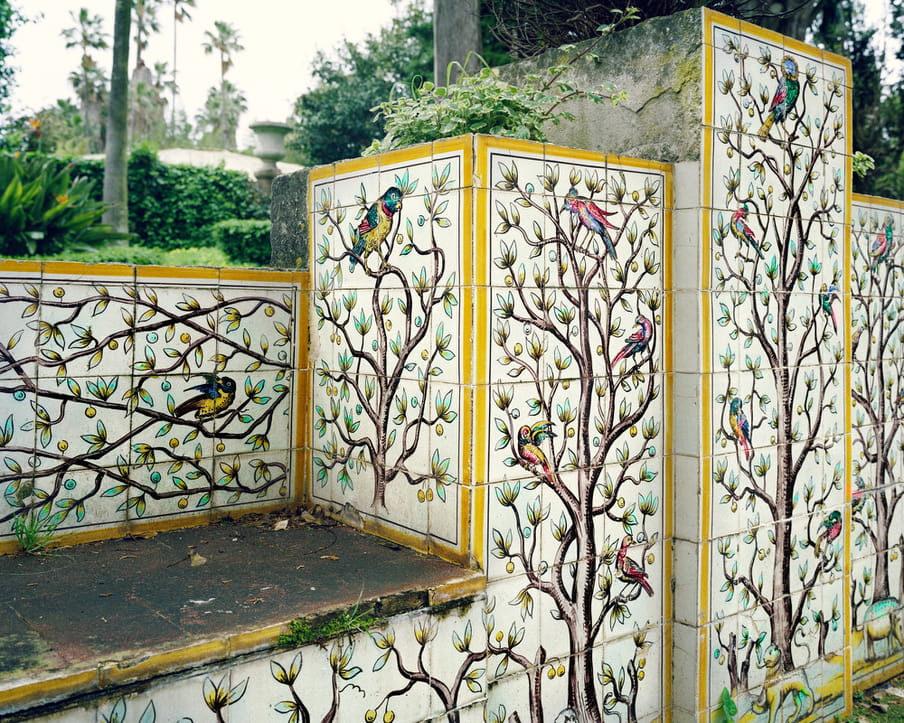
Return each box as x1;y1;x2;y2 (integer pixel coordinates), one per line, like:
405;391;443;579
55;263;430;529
12;509;59;554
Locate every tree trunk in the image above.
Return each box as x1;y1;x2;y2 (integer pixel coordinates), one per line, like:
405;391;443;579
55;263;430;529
433;0;482;85
103;0;131;234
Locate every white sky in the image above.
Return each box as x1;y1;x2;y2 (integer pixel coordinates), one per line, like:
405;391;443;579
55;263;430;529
7;0;400;149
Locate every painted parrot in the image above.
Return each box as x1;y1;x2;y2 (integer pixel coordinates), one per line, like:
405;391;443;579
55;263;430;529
814;510;842;557
516;421;556;484
869;215;893;270
851;479;866;516
349;186;403;270
730;204;764;259
728;397;752;461
819;282;840;334
757;55;800;140
616;535;654;597
612;315;654;366
174;374;237;420
563;186;619;257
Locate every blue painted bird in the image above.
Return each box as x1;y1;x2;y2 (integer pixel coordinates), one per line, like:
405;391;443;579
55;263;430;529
612;315;654;367
819;283;840;334
563;186;619;257
757;56;800;140
349;186;403;271
728;397;752;461
516;421;556;484
869;215;893;270
175;374;237;420
730;205;764;259
814;510;842;558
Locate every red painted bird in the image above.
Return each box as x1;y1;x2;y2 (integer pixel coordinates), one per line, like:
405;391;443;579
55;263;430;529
616;535;653;597
349;186;403;271
563;186;619;257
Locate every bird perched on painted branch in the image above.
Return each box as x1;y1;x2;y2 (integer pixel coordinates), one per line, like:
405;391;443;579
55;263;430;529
175;374;237;420
563;186;619;257
616;535;653;596
349;186;403;270
869;215;893;270
728;397;753;461
814;510;842;557
757;55;800;140
612;315;654;367
730;204;765;260
516;421;556;484
819;283;840;334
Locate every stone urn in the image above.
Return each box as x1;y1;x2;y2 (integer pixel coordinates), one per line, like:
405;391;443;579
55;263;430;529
250;121;292;194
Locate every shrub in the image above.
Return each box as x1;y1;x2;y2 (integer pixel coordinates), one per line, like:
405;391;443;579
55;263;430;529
69;147;269;250
0;152;128;256
209;219;271;266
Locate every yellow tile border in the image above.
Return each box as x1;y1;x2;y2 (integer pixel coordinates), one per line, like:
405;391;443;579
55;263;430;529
0;259;42;274
0;669;98;713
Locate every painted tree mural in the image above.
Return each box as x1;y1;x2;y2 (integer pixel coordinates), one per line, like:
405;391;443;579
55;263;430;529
312;162;459;516
850;205;904;657
487;153;664;722
708;31;847;694
0;276;295;542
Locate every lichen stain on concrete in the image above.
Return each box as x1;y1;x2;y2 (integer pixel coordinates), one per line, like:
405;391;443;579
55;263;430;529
0;631;51;676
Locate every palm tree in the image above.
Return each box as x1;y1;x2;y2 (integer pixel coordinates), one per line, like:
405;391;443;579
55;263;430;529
170;0;196;137
195;79;247;150
103;0;131;234
132;0;162;69
202;21;245;149
67;62;107;152
60;8;108;152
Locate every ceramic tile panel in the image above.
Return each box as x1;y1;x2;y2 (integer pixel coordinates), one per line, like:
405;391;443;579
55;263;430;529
850;194;904;685
309;144;467;561
0;263;301;548
703;9;851;716
482;139;668;722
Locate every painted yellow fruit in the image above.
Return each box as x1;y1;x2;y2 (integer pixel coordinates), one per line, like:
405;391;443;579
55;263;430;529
181;332;191;343
108;340;119;350
496;630;504;642
216;443;226;453
169;438;179;449
85;407;96;418
265;306;275;317
505;560;515;574
178;497;188;509
57;440;68;452
557;665;565;677
426;488;434;501
417;490;425;502
365;711;377;723
383;710;395;723
547;667;556;679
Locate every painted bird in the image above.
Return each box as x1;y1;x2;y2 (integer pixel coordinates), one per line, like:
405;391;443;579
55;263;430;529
757;55;800;140
730;205;764;259
349;186;403;271
612;315;654;367
819;282;840;334
728;397;753;461
869;215;893;270
851;478;866;516
563;186;619;258
174;374;237;420
516;421;556;484
814;510;842;557
616;535;654;597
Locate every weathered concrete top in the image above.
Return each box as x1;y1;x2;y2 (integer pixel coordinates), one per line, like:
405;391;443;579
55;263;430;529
500;8;703;163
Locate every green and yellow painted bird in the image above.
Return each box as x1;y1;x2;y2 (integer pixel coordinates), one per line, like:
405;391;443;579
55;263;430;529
175;374;237;420
349;186;403;270
757;55;800;140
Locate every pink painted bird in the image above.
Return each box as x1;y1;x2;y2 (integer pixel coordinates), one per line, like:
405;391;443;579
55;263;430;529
516;421;556;484
612;315;654;367
563;186;619;257
616;535;653;597
869;215;893;270
730;205;764;259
